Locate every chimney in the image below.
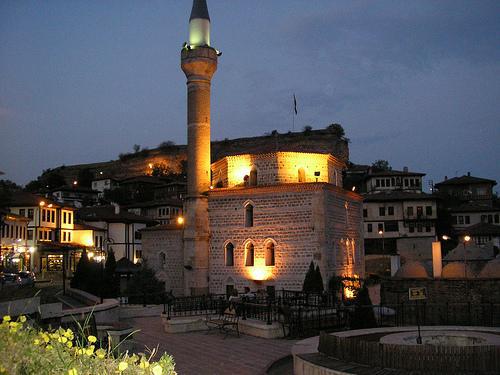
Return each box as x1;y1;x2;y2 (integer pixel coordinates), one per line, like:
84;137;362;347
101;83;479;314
403;166;408;173
467;171;471;177
432;241;442;278
444;176;448;180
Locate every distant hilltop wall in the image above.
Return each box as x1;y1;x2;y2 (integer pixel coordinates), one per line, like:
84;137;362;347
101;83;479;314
47;128;349;183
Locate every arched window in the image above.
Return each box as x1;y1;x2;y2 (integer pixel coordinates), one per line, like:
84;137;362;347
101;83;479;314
245;204;254;227
159;252;166;267
249;167;258;186
298;168;305;183
225;242;234;266
245;242;254;266
265;242;275;266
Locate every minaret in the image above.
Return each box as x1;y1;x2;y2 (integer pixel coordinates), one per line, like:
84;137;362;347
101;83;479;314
181;0;218;296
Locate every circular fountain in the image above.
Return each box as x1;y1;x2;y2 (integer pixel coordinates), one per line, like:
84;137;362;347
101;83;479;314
294;326;500;374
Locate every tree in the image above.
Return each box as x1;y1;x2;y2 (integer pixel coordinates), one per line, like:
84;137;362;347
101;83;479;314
327;123;345;138
24;170;66;192
103;249;119;297
133;144;141;153
303;261;324;293
303;261;316;293
350;286;377;329
303;125;313;135
371;160;392;171
70;249;91;290
125;261;165;303
314;265;324;293
0;180;21;208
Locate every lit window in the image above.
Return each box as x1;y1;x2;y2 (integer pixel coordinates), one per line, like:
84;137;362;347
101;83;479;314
245;204;254;227
225;242;234;266
245;242;254;266
265;242;275;266
298;168;305;183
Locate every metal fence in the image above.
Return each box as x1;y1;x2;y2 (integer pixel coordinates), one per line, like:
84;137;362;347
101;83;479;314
117;290;500;338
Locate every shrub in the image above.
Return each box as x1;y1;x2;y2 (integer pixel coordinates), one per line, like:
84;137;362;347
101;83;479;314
0;315;176;374
350;286;377;329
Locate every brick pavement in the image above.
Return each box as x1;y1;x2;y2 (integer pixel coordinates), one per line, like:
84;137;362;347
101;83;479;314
125;317;298;375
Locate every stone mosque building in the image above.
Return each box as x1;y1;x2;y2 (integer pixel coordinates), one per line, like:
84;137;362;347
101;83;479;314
141;0;364;296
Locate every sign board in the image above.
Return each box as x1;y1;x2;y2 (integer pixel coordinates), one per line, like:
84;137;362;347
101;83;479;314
408;287;427;301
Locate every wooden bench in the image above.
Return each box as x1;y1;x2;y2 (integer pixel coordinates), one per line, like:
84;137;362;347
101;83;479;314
205;307;240;337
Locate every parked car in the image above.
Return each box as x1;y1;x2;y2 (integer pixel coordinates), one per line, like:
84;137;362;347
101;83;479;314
0;273;22;286
17;271;36;286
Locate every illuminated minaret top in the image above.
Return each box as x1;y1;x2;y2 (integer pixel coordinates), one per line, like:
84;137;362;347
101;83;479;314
189;0;211;47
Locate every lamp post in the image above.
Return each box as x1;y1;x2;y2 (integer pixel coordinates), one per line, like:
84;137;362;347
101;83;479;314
463;235;471;280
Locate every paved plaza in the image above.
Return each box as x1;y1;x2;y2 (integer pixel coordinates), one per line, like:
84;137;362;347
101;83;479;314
125;317;298;375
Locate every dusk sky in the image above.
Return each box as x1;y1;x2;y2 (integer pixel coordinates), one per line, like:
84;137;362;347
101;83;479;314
1;0;499;192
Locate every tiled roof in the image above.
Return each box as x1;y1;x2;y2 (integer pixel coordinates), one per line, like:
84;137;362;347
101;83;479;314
363;191;436;202
450;202;499;213
78;205;156;224
366;169;425;178
125;199;182;209
458;223;500;236
444;242;495;261
435;175;497;187
140;224;183;232
8;191;60;208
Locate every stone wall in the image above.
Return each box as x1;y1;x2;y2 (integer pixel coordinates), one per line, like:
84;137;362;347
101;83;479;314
212;152;344;188
207;183;363;294
140;225;184;296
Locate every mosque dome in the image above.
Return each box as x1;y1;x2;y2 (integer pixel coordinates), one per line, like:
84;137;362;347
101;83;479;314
394;261;430;279
441;262;476;279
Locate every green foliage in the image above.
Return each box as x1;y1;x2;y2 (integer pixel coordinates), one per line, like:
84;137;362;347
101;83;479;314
77;168;94;188
158;141;176;150
0;315;176;374
350;286;377;329
125;261;164;303
371;160;392;171
103;187;129;205
302;125;313;135
0;179;21;208
327;123;345;138
150;163;174;177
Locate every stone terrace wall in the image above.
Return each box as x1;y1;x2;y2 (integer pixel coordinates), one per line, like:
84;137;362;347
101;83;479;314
48;128;348;183
141;226;184;296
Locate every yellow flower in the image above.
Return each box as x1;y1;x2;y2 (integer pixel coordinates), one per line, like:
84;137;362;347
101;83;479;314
118;361;128;372
151;364;163;375
68;368;78;375
42;334;50;343
46;345;53;351
95;348;106;359
85;345;95;356
87;335;97;344
3;315;11;322
19;315;27;323
139;360;149;369
34;339;40;345
66;341;73;348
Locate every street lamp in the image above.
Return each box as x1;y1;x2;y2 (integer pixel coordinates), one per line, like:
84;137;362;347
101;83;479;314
378;230;385;253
